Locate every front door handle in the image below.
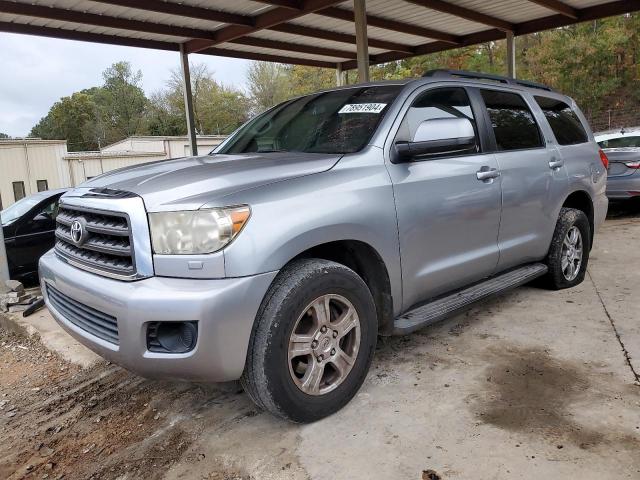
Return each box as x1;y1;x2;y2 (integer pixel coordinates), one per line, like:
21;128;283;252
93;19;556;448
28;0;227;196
549;158;564;169
476;167;501;181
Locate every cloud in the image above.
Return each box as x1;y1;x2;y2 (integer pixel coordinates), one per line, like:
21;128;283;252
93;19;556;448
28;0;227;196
0;33;250;137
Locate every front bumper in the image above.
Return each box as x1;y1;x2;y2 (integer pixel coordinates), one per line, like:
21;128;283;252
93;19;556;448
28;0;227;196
39;250;277;382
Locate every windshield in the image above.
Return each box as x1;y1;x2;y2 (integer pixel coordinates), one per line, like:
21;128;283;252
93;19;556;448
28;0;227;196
0;195;41;225
598;136;640;148
216;85;402;155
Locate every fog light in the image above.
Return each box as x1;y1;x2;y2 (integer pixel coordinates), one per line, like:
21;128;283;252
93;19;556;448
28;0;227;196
147;321;197;353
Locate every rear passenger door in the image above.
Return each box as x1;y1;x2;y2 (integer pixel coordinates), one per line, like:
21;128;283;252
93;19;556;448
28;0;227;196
477;88;568;271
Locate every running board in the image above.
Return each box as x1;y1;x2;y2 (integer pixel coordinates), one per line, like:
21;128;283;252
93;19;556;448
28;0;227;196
392;263;548;335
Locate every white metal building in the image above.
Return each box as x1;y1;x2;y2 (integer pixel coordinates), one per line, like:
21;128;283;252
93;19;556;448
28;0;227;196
0;135;226;208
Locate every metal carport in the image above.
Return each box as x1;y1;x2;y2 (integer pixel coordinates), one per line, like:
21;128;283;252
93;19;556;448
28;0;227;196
0;0;639;281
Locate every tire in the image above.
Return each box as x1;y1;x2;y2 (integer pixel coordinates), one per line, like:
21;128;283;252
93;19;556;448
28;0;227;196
241;258;377;423
541;207;591;290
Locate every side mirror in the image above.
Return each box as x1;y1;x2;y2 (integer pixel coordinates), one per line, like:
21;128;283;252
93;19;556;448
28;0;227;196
395;117;477;161
33;213;51;223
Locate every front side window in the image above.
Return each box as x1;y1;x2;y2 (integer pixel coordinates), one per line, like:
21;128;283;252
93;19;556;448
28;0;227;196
395;87;479;153
1;194;40;225
481;90;544;151
598;136;640;148
535;96;588;145
217;85;402;155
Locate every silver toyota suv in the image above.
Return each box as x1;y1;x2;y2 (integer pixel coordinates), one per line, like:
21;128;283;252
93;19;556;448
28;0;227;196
40;70;608;422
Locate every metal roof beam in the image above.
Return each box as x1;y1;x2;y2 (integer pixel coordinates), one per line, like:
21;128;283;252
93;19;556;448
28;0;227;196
340;0;640;69
0;21;335;69
184;0;345;53
271;23;416;54
0;0;216;40
199;47;335;69
228;36;356;59
402;0;514;32
0;20;179;50
524;0;578;19
91;0;414;54
317;7;461;44
89;0;255;26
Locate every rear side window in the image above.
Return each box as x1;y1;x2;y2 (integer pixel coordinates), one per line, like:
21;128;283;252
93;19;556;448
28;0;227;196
535;96;588;145
481;90;543;151
598;136;640;148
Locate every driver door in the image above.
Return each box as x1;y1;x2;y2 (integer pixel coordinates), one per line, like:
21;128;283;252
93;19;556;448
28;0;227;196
385;86;502;311
11;197;59;276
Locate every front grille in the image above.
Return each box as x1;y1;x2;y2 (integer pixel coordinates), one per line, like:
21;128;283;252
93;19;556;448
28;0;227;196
55;205;135;279
46;285;119;345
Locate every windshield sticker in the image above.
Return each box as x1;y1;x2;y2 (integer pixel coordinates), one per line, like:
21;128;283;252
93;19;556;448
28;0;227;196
338;103;387;114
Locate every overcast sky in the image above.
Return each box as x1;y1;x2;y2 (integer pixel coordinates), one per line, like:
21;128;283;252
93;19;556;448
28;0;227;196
0;33;250;138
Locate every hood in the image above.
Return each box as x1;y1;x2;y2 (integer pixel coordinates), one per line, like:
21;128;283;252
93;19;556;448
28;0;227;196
75;152;341;211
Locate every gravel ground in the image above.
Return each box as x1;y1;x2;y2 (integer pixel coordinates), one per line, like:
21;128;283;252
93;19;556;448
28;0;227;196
1;204;640;480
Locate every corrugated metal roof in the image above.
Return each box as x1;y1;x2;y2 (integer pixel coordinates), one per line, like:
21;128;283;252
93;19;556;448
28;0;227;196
0;0;636;68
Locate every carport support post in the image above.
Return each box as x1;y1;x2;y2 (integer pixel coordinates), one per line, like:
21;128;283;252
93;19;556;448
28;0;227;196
180;43;198;157
353;0;369;83
336;63;347;86
506;31;516;79
0;214;9;283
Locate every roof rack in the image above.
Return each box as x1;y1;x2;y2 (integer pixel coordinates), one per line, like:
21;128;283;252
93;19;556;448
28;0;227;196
422;69;554;92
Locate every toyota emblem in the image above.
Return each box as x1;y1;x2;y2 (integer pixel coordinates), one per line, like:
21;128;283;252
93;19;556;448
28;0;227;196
70;219;86;246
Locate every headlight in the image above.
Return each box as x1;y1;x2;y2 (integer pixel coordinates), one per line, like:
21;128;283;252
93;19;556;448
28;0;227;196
148;206;250;255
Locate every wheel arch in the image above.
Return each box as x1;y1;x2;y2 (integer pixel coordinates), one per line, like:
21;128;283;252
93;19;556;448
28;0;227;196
289;240;395;335
561;190;595;247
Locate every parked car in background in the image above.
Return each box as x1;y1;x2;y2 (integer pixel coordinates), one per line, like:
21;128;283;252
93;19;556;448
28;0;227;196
40;70;607;422
2;189;67;283
595;127;640;200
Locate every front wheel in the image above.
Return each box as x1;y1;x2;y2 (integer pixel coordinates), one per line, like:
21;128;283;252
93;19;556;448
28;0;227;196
241;259;377;423
542;207;591;290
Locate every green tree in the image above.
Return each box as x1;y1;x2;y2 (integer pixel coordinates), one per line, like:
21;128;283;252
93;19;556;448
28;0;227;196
0;132;9;139
247;62;291;113
153;62;249;136
95;61;149;143
30;91;100;151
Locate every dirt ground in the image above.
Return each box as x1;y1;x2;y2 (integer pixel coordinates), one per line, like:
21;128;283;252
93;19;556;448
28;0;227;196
1;204;640;480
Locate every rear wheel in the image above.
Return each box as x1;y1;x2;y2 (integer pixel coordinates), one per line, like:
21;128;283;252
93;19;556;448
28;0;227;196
241;259;377;423
542;207;590;289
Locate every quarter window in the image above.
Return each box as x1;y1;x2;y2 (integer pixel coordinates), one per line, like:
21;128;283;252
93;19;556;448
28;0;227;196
12;181;26;201
481;90;543;151
535;96;588;145
396;87;479;152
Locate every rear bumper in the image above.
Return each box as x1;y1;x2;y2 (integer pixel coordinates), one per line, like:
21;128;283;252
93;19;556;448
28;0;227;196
39;250;277;382
606;174;640;200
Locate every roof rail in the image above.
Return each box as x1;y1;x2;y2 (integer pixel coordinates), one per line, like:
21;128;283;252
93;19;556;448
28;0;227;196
422;69;554;92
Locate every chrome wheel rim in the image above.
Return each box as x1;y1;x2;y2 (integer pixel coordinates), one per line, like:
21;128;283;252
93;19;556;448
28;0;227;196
561;226;583;281
288;294;361;396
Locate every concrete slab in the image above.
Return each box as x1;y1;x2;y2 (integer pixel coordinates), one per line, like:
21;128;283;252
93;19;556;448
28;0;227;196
587;217;640;381
0;308;99;368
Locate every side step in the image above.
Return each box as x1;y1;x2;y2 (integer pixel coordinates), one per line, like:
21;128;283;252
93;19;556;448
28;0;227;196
392;263;548;335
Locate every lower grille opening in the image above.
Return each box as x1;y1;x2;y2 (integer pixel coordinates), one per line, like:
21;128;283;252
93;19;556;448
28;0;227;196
147;322;198;354
46;285;119;345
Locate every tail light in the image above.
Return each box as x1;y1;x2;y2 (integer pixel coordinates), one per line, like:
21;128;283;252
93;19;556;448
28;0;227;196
624;161;640;169
598;149;609;169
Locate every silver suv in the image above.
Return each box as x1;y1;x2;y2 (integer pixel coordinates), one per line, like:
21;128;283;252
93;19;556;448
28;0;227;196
40;70;608;422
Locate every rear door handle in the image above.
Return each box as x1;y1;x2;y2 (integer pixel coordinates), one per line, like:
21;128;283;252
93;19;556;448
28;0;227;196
476;167;501;181
549;158;564;169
